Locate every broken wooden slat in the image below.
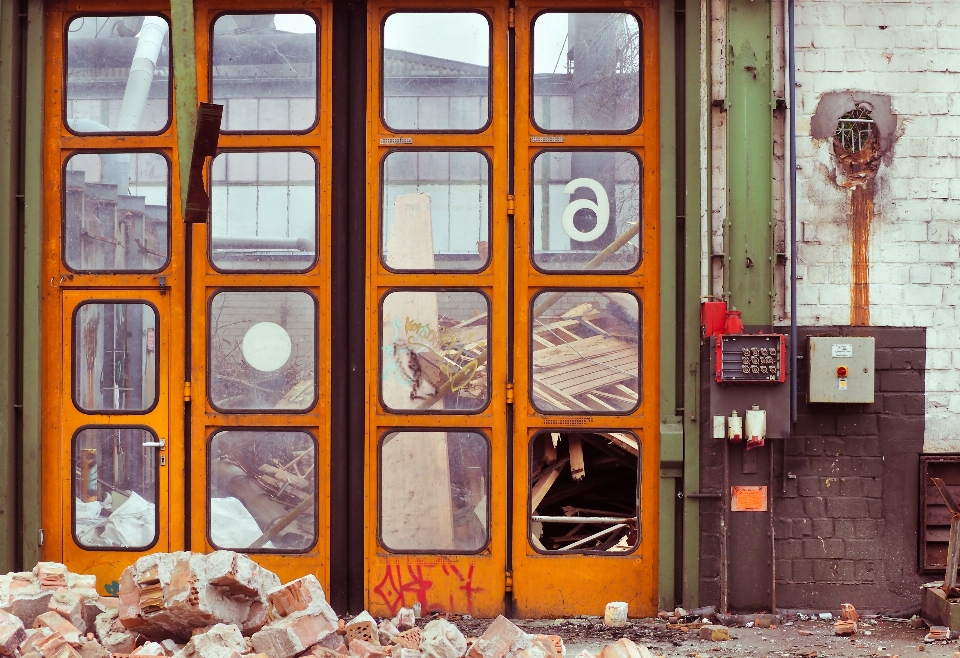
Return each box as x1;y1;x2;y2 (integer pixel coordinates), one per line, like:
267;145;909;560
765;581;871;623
561;523;627;550
598;432;640;456
569;434;585;481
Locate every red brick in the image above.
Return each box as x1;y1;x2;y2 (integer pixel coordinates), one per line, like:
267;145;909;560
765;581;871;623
34;612;82;647
0;608;26;655
465;616;523;658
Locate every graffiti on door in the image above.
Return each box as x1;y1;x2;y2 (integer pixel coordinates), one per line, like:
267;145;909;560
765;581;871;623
373;559;482;616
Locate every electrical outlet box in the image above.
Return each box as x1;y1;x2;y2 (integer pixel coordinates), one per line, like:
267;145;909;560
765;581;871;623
809;337;875;403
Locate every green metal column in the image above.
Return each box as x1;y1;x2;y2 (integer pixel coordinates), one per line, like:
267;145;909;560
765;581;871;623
0;0;23;571
725;0;773;325
21;0;44;569
681;0;703;609
171;0;198;210
658;0;681;612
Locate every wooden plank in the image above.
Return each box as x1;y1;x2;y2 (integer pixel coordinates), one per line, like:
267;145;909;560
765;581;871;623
599;432;640;456
569;435;585;481
531;381;579;411
380;431;456;550
584;393;618;411
532;468;561;512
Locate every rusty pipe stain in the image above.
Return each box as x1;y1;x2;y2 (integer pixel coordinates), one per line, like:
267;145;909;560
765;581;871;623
832;130;882;327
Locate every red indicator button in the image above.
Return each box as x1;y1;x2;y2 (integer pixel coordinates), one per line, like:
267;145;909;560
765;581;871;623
837;366;848;378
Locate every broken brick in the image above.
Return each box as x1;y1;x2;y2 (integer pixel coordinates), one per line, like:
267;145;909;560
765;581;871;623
172;624;247;658
49;590;85;634
76;639;109;658
839;604;859;623
349;640;387;658
378;619;399;646
34;612;82;647
134;643;167;656
833;620;856;637
419;620;465;658
697;626;730;642
345;619;377;647
465;616;523;658
535;636;563;658
0;608;26;655
34;631;82;658
392;628;421;650
34;566;68;592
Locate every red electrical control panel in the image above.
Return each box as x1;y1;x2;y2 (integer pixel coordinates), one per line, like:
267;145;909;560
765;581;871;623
715;334;787;384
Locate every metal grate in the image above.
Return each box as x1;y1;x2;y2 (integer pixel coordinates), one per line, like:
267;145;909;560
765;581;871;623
541;416;594;426
835;106;874;153
920;456;960;571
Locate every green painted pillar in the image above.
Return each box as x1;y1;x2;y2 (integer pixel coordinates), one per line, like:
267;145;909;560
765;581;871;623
725;0;773;325
171;0;198;213
0;0;22;571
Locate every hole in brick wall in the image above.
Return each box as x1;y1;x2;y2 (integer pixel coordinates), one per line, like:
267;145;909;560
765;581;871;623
835;106;874;154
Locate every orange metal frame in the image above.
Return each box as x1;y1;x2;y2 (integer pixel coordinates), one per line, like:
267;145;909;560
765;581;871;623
41;0;334;591
365;0;660;617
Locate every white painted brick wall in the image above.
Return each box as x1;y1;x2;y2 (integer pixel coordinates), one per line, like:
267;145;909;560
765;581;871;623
793;0;960;451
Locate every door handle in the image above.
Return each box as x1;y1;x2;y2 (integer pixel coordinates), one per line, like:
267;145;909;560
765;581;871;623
142;438;166;450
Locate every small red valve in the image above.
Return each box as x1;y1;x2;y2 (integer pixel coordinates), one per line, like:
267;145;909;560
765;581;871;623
837;366;848;378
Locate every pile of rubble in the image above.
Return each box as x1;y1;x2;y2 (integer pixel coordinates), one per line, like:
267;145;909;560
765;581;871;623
0;553;659;658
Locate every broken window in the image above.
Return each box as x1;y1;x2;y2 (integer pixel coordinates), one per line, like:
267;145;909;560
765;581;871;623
380;290;489;412
212;13;319;133
379;430;488;553
209;151;318;271
208;429;318;552
530;290;640;413
532;12;641;132
66;15;171;134
73;302;159;413
381;12;491;132
381;150;490;272
531;150;641;272
73;427;159;550
529;431;639;553
835;106;873;153
208;290;317;411
64;152;170;272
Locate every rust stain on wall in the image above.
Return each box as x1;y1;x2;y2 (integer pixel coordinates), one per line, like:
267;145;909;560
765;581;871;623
833;130;882;326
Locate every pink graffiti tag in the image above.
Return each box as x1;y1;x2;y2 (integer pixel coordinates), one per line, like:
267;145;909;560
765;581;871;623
373;560;482;616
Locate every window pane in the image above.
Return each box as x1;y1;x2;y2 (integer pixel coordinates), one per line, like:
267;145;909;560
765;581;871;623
532;13;641;132
380;431;488;552
382;151;490;271
66;16;170;133
530;291;640;413
212;14;318;132
209;430;317;552
529;431;638;553
64;153;169;272
74;427;159;549
381;290;489;412
532;151;641;272
74;303;158;413
382;13;490;132
210;151;317;271
209;291;316;411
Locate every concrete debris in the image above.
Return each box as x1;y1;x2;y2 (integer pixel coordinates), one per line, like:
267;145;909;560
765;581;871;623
0;609;26;655
419;620;466;658
391;611;416;633
602;604;627;629
3;555;678;658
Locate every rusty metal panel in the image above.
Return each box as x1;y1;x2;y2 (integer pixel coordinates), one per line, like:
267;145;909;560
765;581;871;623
920;456;960;572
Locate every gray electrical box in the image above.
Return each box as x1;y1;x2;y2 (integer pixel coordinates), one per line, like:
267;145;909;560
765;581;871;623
809;337;875;403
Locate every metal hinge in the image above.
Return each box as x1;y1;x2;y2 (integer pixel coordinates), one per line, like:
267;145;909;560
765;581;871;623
505;571;513;592
508;8;515;28
38;528;44;546
505;382;514;404
183;381;191;402
507;195;515;215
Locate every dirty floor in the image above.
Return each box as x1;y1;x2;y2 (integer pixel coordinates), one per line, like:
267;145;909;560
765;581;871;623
451;617;958;658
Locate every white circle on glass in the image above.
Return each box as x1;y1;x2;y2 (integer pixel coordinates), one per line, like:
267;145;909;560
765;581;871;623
242;322;292;372
561;177;611;242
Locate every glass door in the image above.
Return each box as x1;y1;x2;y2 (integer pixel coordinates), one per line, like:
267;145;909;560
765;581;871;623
44;6;182;590
511;0;661;616
364;0;511;617
365;0;660;618
188;0;334;585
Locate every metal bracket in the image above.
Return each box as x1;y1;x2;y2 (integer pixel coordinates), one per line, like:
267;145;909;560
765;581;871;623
184;103;223;223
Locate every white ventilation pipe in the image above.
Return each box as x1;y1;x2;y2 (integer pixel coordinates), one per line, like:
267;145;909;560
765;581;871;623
116;16;168;132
